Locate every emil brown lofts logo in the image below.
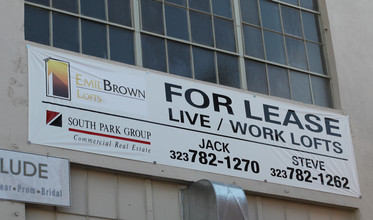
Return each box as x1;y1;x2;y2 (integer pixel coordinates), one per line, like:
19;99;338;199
45;58;71;100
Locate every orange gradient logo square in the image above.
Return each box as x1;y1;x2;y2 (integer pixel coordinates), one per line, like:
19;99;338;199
45;58;71;100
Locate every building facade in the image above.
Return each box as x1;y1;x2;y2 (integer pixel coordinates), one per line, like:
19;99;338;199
0;0;372;219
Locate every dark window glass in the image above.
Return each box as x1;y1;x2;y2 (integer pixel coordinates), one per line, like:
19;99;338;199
243;25;264;59
307;42;326;74
240;0;260;25
280;0;298;5
168;41;192;78
25;6;49;45
264;31;286;64
260;0;282;32
53;12;79;52
193;47;216;83
52;0;78;13
282;6;302;37
141;0;164;34
109;27;135;65
81;0;105;20
290;71;312;104
268;65;290;99
165;0;186;6
81;20;107;58
286;37;307;70
165;5;189;41
245;60;268;94
27;0;49;6
190;12;213;46
142;34;166;72
311;76;332;107
108;0;131;26
300;0;318;11
212;0;232;18
302;11;321;42
189;0;210;12
214;18;236;52
217;53;240;88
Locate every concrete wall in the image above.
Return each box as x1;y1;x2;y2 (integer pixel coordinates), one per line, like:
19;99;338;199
0;0;372;219
24;166;355;220
323;1;373;219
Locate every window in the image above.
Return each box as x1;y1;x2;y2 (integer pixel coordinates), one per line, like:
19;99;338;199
25;0;332;107
25;0;134;64
242;0;331;107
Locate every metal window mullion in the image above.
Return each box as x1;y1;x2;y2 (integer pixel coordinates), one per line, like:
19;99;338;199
165;38;170;73
140;28;240;57
278;4;289;66
308;74;316;105
214;51;219;84
49;9;53;46
78;21;82;54
105;0;110;60
287;69;294;100
257;0;267;60
209;0;220;83
190;45;195;79
26;1;136;29
265;63;271;96
271;0;320;14
232;0;247;90
162;1;170;73
278;3;293;100
186;0;195;79
256;0;270;94
48;0;53;46
210;0;219;84
317;11;330;77
48;6;136;32
299;9;312;72
133;0;143;67
77;0;83;53
243;52;329;79
210;1;217;49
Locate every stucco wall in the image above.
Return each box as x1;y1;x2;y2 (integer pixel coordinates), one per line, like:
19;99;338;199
324;0;373;219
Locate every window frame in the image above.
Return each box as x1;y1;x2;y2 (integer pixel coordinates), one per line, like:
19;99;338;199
24;0;333;108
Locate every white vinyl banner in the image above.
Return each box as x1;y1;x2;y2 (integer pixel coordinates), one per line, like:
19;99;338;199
0;149;70;206
28;46;360;197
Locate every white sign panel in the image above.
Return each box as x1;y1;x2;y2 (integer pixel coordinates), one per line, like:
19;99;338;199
28;46;360;197
0;149;70;206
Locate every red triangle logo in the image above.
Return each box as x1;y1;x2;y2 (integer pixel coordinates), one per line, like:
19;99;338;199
46;110;60;125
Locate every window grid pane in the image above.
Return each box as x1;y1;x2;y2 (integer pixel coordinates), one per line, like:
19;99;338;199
24;0;332;108
25;5;50;45
81;19;107;58
141;34;167;72
53;12;79;52
52;0;78;13
109;27;135;65
25;0;135;66
108;0;132;26
81;0;106;20
242;0;330;106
